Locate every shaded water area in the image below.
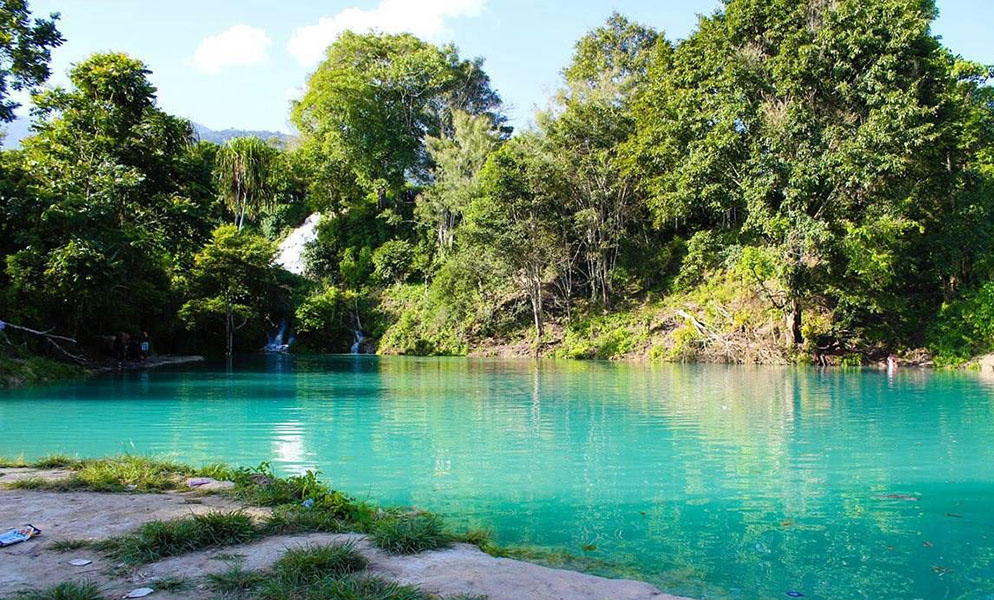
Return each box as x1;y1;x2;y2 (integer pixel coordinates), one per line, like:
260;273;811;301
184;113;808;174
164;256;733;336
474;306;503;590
2;356;993;599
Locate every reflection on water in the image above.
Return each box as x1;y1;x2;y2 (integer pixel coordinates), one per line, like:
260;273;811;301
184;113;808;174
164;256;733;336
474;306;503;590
2;357;994;600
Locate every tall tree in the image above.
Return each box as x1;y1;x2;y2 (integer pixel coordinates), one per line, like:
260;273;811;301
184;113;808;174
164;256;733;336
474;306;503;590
291;32;504;206
215;137;278;231
0;0;62;123
9;53;198;336
468;139;563;341
544;14;664;307
418;110;502;261
630;0;977;345
179;225;281;355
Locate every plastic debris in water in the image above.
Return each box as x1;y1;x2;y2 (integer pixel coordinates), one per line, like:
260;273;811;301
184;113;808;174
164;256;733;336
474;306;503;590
125;588;154;598
302;498;315;509
68;558;92;566
580;544;597;552
923;541;933;548
786;592;804;598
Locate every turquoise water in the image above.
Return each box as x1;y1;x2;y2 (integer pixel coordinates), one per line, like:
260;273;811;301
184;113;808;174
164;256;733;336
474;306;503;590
1;356;993;599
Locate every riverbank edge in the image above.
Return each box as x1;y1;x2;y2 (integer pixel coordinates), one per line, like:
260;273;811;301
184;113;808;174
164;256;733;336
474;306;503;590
0;354;205;389
0;455;681;600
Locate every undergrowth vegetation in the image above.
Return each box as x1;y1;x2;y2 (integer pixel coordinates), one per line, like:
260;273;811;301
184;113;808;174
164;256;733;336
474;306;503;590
1;455;468;563
0;355;87;389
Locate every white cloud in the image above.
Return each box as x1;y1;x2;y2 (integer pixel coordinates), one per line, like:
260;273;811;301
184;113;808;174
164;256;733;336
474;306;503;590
287;0;486;67
191;25;272;74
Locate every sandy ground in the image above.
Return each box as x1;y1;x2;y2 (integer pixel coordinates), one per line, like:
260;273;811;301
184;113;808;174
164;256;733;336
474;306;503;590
0;476;685;600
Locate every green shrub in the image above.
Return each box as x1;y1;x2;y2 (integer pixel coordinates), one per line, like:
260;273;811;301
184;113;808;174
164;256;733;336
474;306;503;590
294;285;355;352
372;240;414;284
928;282;994;366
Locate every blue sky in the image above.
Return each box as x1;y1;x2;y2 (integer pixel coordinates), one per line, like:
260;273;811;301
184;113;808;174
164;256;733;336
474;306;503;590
23;0;994;133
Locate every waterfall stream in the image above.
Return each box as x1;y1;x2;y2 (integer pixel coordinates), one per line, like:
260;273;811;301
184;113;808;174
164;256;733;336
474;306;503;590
274;212;321;276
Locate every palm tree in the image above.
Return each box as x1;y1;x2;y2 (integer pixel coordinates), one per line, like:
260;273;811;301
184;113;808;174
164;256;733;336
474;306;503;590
216;137;277;230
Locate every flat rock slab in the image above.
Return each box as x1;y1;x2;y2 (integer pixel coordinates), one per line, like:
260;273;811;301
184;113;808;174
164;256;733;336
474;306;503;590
373;541;678;600
0;489;265;591
144;533;686;600
0;467;74;483
0;489;690;600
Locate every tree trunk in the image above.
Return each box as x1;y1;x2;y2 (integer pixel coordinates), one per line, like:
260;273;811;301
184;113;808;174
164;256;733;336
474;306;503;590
530;279;544;341
225;303;234;356
788;297;802;345
237;191;248;231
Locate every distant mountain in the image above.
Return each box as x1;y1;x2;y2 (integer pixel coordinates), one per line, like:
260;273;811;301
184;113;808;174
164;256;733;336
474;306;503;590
192;122;293;145
1;116;292;150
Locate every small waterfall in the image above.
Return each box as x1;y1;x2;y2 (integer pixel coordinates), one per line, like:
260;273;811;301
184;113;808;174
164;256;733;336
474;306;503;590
275;213;322;275
265;319;292;353
351;329;366;355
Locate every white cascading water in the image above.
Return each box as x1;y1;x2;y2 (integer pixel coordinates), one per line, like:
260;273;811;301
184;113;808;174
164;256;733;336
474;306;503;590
274;212;321;276
351;330;366;354
265;213;321;353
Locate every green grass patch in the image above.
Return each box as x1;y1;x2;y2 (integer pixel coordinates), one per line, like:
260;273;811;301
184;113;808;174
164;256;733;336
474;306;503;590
452;528;493;550
265;504;355;535
371;513;451;555
274;542;369;583
149;576;189;592
2;455;201;493
255;574;426;600
208;564;267;594
0;354;88;389
109;510;257;564
48;538;93;552
18;580;104;600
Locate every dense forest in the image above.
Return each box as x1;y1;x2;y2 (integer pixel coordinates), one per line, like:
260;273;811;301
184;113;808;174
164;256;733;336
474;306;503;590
1;0;993;368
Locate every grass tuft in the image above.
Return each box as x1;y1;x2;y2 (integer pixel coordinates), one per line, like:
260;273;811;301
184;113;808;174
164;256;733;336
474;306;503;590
20;580;104;600
0;454;28;468
208;564;267;593
149;576;188;592
264;504;353;535
49;538;93;552
111;510;257;564
274;542;369;584
371;513;451;555
453;528;493;550
256;574;426;600
33;454;83;469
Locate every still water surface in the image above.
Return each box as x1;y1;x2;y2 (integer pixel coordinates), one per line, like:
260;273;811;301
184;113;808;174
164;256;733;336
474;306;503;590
1;356;993;600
